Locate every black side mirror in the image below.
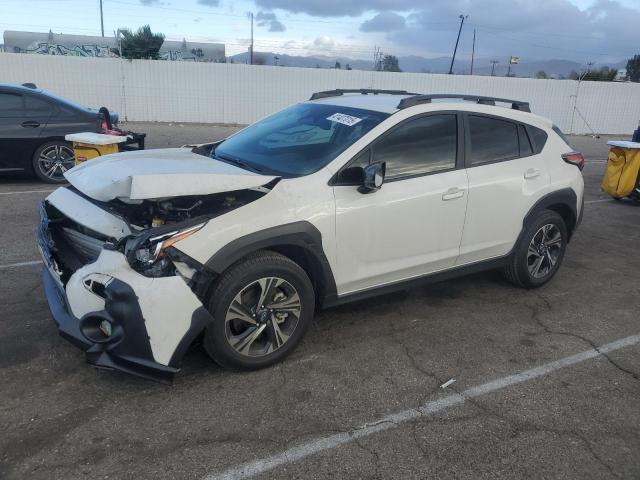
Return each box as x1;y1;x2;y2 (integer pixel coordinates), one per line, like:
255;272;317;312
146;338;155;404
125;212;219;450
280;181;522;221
358;162;385;194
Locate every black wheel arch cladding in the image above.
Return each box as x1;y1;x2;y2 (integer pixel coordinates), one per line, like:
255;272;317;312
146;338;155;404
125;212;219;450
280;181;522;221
204;221;338;306
521;188;578;241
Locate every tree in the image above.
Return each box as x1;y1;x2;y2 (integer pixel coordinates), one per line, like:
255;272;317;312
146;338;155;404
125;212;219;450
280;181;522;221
626;55;640;82
582;67;617;81
381;54;401;72
119;25;164;60
334;61;341;69
535;70;548;79
345;63;352;70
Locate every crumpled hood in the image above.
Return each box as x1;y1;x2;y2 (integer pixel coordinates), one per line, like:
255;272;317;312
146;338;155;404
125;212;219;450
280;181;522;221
64;148;277;201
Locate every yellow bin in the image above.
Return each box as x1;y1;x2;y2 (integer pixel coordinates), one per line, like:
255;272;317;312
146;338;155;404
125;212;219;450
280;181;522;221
602;141;640;199
64;132;128;165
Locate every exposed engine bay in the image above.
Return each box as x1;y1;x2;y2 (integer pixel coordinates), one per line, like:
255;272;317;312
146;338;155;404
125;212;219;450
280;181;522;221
91;187;266;230
44;183;276;288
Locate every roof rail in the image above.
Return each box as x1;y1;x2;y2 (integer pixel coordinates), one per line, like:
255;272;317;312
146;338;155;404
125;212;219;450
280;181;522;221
309;89;420;101
397;94;531;112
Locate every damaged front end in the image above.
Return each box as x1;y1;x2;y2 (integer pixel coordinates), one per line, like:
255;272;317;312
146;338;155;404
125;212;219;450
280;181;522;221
39;181;276;382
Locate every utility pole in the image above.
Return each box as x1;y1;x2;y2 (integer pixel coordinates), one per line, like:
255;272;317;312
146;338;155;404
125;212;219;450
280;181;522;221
99;0;104;37
570;61;594;134
448;14;467;75
490;60;499;76
249;12;254;65
470;28;476;75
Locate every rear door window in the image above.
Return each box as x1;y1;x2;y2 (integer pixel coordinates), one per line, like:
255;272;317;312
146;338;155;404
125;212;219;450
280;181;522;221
468;115;519;165
24;95;54;117
0;93;24;117
518;124;534;157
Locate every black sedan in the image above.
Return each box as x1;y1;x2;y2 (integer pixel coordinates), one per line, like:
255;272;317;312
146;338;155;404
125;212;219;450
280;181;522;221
0;83;118;183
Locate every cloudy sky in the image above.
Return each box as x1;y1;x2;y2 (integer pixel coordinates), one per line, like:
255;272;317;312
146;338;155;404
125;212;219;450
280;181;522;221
1;0;639;63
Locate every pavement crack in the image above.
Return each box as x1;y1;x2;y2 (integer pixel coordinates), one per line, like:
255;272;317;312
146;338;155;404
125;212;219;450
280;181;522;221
352;435;382;480
449;382;623;479
530;292;640;382
573;432;623;480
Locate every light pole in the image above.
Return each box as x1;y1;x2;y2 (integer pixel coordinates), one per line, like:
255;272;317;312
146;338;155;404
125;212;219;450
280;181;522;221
470;28;476;75
448;14;468;75
99;0;104;37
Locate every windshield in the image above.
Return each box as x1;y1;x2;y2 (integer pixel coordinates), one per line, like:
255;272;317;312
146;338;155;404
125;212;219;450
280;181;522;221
213;103;389;177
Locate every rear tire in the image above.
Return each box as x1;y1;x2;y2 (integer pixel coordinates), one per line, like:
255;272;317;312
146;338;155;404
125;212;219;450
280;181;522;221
503;210;567;289
203;251;315;370
32;140;75;183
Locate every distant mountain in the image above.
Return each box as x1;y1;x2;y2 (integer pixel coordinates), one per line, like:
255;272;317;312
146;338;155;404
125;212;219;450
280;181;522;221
230;51;624;78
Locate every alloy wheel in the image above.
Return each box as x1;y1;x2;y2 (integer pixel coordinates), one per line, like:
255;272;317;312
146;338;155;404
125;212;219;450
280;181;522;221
224;277;302;357
527;224;563;279
38;144;75;181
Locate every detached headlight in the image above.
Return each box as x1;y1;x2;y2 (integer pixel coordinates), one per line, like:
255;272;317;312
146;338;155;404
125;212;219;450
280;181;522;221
128;222;206;275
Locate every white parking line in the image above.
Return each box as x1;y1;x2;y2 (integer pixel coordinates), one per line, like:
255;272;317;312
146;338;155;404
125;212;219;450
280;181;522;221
0;189;55;196
584;198;613;204
0;260;42;270
205;333;640;480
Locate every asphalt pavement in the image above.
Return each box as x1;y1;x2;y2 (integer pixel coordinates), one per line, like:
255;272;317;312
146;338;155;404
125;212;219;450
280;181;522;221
0;126;638;480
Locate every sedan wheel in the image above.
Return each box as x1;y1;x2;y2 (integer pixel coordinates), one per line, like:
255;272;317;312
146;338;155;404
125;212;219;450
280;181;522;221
33;142;75;183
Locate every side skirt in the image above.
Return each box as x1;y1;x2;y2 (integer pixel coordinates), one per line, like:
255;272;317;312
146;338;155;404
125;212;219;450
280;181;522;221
322;255;509;309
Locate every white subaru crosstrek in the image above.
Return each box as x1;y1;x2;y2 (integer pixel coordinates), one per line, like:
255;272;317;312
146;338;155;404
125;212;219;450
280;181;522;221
39;90;585;382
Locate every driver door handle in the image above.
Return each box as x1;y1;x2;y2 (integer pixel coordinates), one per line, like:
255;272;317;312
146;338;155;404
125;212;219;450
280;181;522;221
524;168;541;179
21;121;40;128
442;187;465;201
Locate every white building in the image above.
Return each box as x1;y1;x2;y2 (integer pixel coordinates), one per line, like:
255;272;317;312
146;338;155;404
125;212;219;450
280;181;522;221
2;30;225;62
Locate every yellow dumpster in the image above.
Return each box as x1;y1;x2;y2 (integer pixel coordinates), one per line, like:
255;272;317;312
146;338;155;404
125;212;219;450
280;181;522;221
601;141;640;200
64;132;128;165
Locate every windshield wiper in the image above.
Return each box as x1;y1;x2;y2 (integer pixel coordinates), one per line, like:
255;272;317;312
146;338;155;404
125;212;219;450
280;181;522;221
213;153;263;173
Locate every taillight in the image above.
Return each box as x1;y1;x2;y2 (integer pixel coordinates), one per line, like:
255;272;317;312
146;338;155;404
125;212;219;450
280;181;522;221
562;151;585;171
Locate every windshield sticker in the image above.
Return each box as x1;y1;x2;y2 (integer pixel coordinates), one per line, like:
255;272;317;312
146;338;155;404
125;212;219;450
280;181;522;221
327;113;362;127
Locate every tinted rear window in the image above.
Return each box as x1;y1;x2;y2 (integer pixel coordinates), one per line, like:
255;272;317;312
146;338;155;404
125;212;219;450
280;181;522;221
468;115;519;165
24;95;53;115
0;93;24;117
518;124;534;157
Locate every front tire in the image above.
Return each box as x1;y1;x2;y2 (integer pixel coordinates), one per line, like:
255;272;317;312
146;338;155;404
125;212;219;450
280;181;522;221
503;210;567;288
32;140;75;183
203;251;315;370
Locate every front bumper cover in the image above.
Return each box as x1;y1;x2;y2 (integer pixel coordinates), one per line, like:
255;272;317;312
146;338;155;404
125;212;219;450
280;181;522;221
41;266;179;383
38;199;213;383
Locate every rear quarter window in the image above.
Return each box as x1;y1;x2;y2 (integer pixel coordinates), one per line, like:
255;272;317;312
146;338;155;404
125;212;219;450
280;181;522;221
526;125;549;154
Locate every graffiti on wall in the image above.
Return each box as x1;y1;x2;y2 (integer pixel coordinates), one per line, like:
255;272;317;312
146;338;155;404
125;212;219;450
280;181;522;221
159;48;205;62
16;42;120;58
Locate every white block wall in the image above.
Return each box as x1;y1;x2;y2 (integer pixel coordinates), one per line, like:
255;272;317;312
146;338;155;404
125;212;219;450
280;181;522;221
1;52;639;134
